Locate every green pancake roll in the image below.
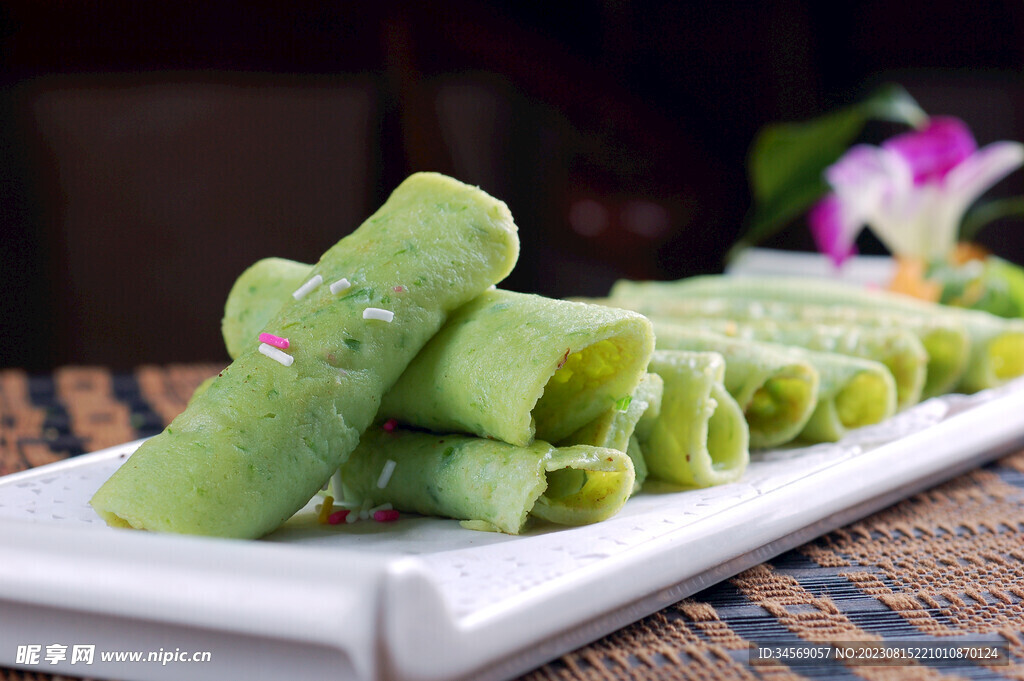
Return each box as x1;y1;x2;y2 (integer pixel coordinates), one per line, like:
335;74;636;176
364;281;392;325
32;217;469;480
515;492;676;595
222;256;320;358
562;373;663;452
625;435;648;492
222;257;316;360
598;294;968;400
612;275;1023;394
654;318;926;411
633;384;662;442
640;351;749;487
629;375;665;489
949;312;1024;392
335;428;635;534
90;172;520;538
634;325;820;448
223;262;655;447
382;290;655;445
654;325;897;444
562;372;663;491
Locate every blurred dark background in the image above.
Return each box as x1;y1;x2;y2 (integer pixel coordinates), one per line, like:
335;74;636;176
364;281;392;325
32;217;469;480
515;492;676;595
3;1;1024;370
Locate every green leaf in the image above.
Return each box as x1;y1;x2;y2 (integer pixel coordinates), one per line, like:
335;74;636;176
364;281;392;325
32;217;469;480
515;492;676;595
734;84;927;260
749;104;864;204
960;196;1024;242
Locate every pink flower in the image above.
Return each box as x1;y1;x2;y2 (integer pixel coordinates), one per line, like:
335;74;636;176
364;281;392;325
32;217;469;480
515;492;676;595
883;116;977;184
809;117;1024;266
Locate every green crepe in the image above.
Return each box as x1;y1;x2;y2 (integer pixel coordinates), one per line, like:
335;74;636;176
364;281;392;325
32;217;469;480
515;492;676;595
91;172;520;538
625;436;647;491
612;275;1024;394
223;262;654;447
640;351;749;487
336;428;635;534
563;372;663;491
598;294;969;400
382;290;654;445
222;257;311;361
648;318;926;411
593;322;819;449
653;325;897;445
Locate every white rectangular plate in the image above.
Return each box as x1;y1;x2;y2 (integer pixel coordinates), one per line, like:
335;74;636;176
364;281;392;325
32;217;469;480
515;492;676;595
725;247;896;285
2;379;1024;681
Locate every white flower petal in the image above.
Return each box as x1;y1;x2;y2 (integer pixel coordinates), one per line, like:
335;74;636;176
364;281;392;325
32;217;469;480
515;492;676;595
930;141;1024;256
942;141;1024;205
827;147;894;226
825;145;934;258
819;131;1023;264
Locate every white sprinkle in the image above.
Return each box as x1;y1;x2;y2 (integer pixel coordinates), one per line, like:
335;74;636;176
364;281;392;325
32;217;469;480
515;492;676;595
329;277;352;294
259;342;294;367
369;502;393;514
363;307;395;323
292;274;323;300
377;459;397;488
345;509;359;524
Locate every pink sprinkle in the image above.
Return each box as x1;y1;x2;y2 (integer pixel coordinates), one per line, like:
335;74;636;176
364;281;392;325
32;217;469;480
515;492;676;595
259;333;289;349
374;509;400;522
327;510;349;525
393;285;405;292
382;418;398;432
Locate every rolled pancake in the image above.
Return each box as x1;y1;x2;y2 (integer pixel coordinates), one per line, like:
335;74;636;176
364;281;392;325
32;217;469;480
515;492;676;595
599;294;968;400
223;262;655;446
562;372;664;491
384;290;655;445
613;275;1023;394
641;351;749;487
222;257;312;360
628;325;820;449
654;325;897;444
91;172;520;538
625;436;647;491
222;256;311;358
653;318;926;411
336;428;635;534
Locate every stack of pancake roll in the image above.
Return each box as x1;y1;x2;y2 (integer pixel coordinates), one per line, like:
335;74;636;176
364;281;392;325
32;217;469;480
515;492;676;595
91;175;750;537
90;174;1024;539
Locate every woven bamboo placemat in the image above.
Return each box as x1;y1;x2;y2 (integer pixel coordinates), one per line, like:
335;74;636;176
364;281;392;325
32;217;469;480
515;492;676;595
2;365;1023;681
